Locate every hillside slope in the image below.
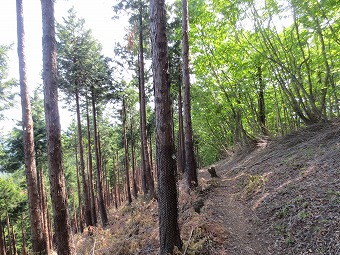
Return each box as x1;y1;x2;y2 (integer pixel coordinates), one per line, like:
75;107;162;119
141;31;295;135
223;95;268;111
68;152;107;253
199;119;340;255
75;120;340;255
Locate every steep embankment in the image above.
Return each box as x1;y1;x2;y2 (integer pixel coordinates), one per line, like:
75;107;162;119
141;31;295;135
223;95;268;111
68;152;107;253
75;120;340;255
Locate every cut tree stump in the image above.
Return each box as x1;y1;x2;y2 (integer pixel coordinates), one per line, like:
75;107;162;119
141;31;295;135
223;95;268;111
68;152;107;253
208;166;219;178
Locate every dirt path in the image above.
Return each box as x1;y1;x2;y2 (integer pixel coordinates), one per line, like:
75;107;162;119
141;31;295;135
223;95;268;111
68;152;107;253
200;166;278;255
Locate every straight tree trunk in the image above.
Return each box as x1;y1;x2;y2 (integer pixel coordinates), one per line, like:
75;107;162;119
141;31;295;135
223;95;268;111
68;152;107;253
91;91;108;226
148;133;154;179
123;99;132;204
102;163;108;206
136;165;141;194
116;152;121;207
2;227;6;255
40;1;75;254
10;227;16;255
257;65;268;135
181;0;198;189
2;226;6;255
98;133;107;207
177;81;185;174
47;209;53;250
130;121;138;198
106;175;110;207
138;5;156;199
150;0;182;253
75;90;92;226
38;169;51;252
75;154;84;233
0;218;5;255
86;98;97;226
139;134;147;194
21;217;27;255
123;176;127;202
112;161;118;209
16;1;48;253
72;202;78;234
6;214;12;255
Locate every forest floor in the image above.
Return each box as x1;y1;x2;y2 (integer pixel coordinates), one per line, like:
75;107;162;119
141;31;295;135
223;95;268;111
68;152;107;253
75;119;340;255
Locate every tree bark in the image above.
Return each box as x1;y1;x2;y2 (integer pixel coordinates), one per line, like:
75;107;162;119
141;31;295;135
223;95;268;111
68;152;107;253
86;98;97;226
39;169;51;252
47;208;53;250
138;4;156;199
10;227;16;255
16;0;48;253
112;160;118;209
72;202;78;234
21;217;27;255
0;217;5;255
6;214;12;255
177;81;185;174
40;1;75;254
91;91;108;227
116;151;121;207
75;153;84;233
257;65;268;135
130;121;138;198
150;0;182;253
148;132;155;181
123;99;132;204
75;90;92;227
181;0;198;189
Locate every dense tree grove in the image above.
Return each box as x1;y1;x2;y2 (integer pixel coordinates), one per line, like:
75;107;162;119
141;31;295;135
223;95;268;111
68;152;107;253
188;0;339;164
0;0;338;254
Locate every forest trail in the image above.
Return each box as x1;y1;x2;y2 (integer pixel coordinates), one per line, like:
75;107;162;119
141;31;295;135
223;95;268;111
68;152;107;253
199;169;277;255
196;119;340;255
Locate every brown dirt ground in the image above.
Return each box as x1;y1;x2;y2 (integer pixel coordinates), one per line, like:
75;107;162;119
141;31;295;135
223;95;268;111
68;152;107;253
75;119;340;255
195;119;340;255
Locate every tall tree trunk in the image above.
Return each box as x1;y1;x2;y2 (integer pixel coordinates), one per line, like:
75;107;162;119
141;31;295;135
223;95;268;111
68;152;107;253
47;209;53;251
123;176;127;202
6;214;12;255
40;1;75;254
2;225;6;255
106;174;110;207
16;1;48;253
91;91;108;226
181;0;198;189
86;98;97;226
150;0;182;253
72;202;78;234
98;133;108;207
139;134;147;194
39;169;51;252
138;5;156;199
21;217;27;255
148;133;154;181
75;152;84;233
112;159;118;209
257;65;268;135
123;99;132;204
116;151;121;207
75;90;92;227
177;81;185;174
130;121;138;198
0;218;5;255
10;227;16;255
